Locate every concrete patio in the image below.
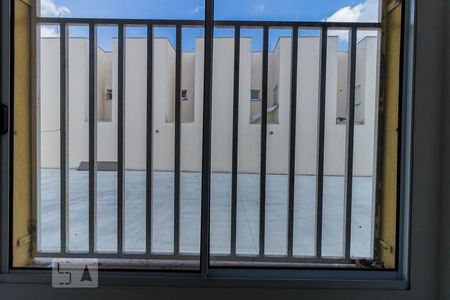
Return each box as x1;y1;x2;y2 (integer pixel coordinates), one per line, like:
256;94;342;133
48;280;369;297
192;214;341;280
39;169;375;259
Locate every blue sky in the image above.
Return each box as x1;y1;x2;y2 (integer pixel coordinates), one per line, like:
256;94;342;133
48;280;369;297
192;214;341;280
40;0;379;51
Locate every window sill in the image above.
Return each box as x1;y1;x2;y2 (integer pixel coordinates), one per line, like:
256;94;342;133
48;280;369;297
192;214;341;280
0;269;408;290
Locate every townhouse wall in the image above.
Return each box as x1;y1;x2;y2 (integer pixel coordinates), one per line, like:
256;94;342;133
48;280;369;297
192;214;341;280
39;36;378;176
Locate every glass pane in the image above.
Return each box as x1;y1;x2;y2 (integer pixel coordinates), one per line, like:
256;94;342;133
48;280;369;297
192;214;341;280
350;29;380;259
209;27;264;260
215;0;380;22
38;0;205;20
38;24;61;253
34;0;382;271
237;28;263;255
264;29;291;256
67;25;90;252
180;27;204;255
293;29;321;257
320;29;349;258
210;27;235;256
152;27;176;254
95;26;118;253
124;26;148;254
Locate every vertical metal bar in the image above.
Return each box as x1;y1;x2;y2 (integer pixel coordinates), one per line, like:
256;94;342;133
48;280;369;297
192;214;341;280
230;26;240;257
344;27;358;260
146;24;154;256
287;27;298;257
315;27;328;258
259;26;269;257
88;24;97;254
200;0;214;277
117;24;125;254
60;23;68;253
174;24;182;255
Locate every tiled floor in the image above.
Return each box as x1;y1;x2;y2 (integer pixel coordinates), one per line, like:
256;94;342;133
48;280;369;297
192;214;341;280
39;169;374;259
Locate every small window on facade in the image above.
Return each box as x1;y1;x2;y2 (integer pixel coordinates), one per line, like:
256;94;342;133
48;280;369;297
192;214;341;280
251;89;261;101
181;89;188;101
355;85;362;106
106;89;113;101
273;85;279;105
336;85;365;124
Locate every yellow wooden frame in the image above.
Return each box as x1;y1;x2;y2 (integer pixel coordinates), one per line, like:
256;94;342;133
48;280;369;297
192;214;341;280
376;0;402;269
12;0;33;268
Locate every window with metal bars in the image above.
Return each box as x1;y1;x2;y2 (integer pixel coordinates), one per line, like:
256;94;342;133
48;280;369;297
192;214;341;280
17;0;403;278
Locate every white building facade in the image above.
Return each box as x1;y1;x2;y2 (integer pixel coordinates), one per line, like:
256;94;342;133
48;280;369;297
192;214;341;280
39;35;379;176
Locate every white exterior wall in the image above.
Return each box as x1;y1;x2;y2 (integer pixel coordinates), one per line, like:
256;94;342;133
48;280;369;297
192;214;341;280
98;45;117;164
295;37;320;176
67;39;89;169
238;38;261;173
353;37;379;177
123;38;148;170
40;38;61;169
181;52;196;122
39;36;378;176
210;37;234;172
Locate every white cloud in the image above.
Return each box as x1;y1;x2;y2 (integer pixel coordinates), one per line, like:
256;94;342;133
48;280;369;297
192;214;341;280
40;0;71;17
325;0;378;23
325;0;379;42
40;25;58;37
254;4;265;13
190;5;203;14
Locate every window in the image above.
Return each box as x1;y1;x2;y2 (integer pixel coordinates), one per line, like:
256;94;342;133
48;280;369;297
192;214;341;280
8;0;413;290
181;89;189;101
336;83;365;125
32;0;387;270
251;89;261;101
272;85;278;106
106;89;113;101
